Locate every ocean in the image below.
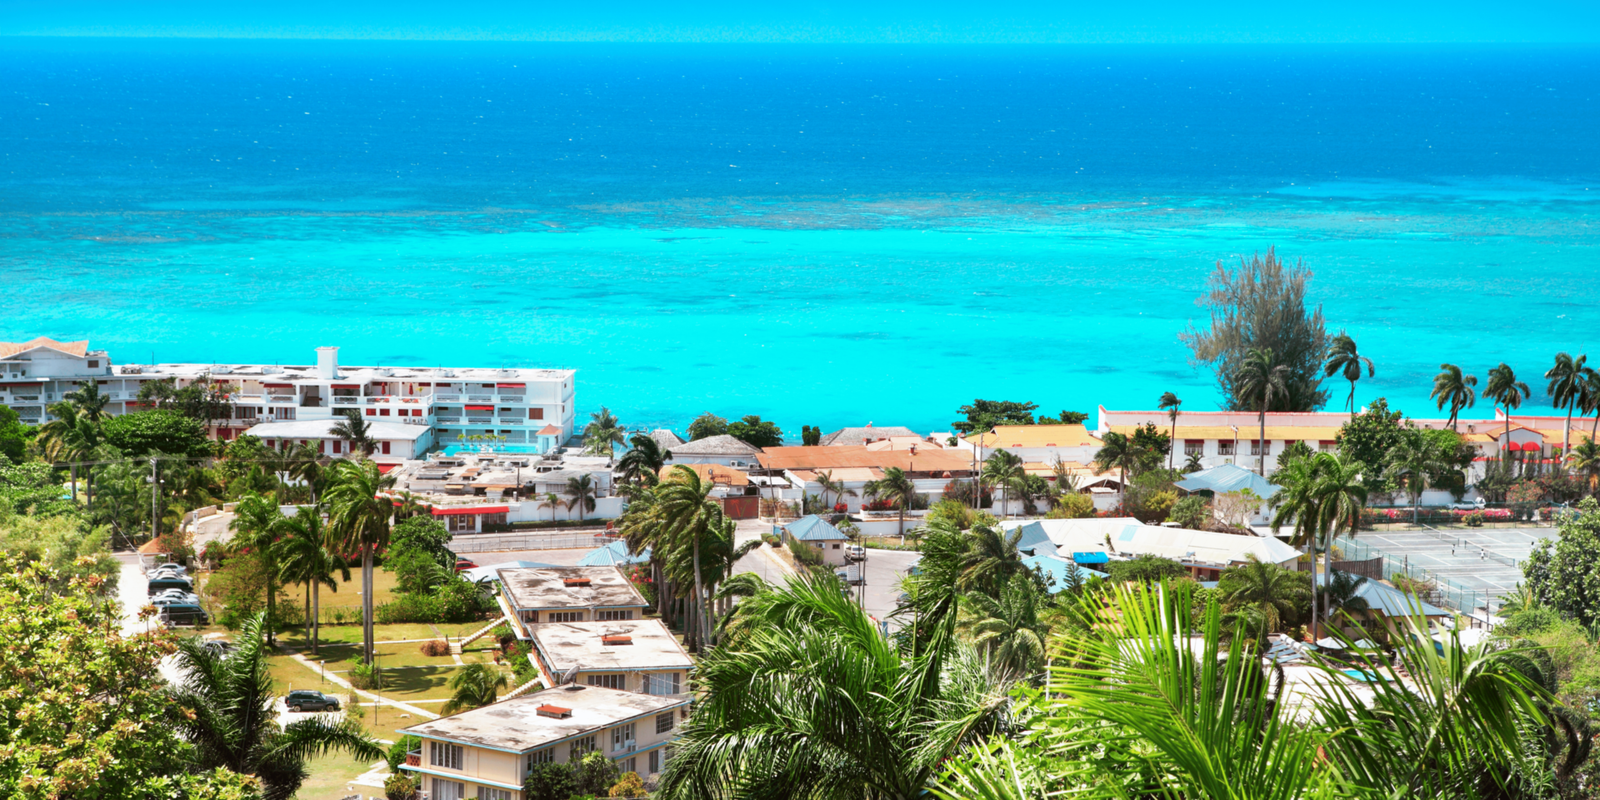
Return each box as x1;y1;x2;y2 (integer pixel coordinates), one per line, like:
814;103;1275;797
3;38;1596;435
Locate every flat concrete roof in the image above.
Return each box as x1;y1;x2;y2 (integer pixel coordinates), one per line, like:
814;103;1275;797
531;619;694;674
498;566;649;611
400;685;684;752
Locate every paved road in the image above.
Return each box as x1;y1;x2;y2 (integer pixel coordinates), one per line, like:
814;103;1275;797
855;549;921;630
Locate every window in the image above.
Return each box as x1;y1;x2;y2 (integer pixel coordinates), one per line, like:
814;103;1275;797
1184;440;1204;456
622;757;636;774
431;779;465;800
587;673;626;690
381;441;392;455
569;735;596;760
648;748;661;774
1319;440;1336;452
656;711;676;733
596;609;633;621
548;611;584;623
525;748;554;773
645;672;681;697
477;787;513;800
331;440;342;454
530;407;544;420
1250;440;1266;456
87;360;99;368
430;741;464;770
379;408;390;416
1217;440;1235;456
612;722;635;752
445;515;476;533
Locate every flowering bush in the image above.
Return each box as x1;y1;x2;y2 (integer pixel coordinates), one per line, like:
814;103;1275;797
863;497;897;512
1465;511;1484;527
834;503;848;513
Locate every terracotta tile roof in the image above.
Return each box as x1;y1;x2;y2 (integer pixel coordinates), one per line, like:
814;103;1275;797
1108;425;1345;442
537;425;563;436
974;424;1101;449
790;467;883;483
864;437;941;451
671;434;762;456
0;337;89;358
759;446;974;473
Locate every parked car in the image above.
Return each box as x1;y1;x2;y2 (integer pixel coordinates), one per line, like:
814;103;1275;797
285;690;341;713
844;545;867;562
150;563;187;576
151;592;201;605
1449;498;1487;511
454;557;478;573
148;576;194;595
158;603;210;626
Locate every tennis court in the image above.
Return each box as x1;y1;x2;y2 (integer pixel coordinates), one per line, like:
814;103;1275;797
1336;526;1560;614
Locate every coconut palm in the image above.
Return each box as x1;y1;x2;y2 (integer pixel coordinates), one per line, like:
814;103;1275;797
36;402;100;502
1092;431;1141;504
1323;331;1375;417
1385;437;1448;525
1218;555;1307;633
979;450;1026;518
63;380;111;422
656;465;727;650
442;662;509;714
1158;391;1182;469
1319;570;1371;629
656;572;1011;800
957;523;1026;597
563;474;598;522
1271;452;1367;640
1484;363;1531;456
1545;352;1591;456
616;432;670;485
1430;363;1478;431
582;407;626;463
328;410;376;458
229;493;288;644
1184;450;1204;472
323;459;397;665
1582;368;1600;445
864;466;919;541
167;612;383;800
274;507;348;656
1234;347;1290;476
816;469;857;510
286;441;326;503
957;574;1049;680
537;491;562;522
1566;436;1600;494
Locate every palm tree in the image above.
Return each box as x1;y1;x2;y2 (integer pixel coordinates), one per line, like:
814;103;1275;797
656;465;727;651
1183;450;1204;472
286;441;326;503
1566;436;1600;494
1484;363;1531;457
979;451;1025;518
1271;452;1366;640
1385;437;1448;525
323;459;397;665
957;522;1026;597
616;432;670;485
63;380;111;422
230;493;287;644
168;613;383;800
275;507;348;656
442;662;509;714
957;574;1048;680
537;491;562;522
1319;570;1371;631
1582;368;1600;445
1092;431;1141;505
582;407;626;463
1234;347;1290;476
863;466;919;541
37;402;99;502
328;410;376;458
563;474;598;522
1430;363;1478;431
1545;352;1591;456
1158;391;1182;469
1323;331;1375;416
1218;555;1307;633
816;469;857;510
656;572;1011;800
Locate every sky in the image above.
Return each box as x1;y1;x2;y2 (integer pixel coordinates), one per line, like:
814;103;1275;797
2;0;1598;43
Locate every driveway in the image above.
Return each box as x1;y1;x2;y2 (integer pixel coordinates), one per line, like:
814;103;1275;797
854;549;921;630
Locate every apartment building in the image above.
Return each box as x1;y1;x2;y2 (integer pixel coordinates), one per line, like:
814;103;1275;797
398;685;689;798
528;620;694;696
0;337;576;460
498;566;652;639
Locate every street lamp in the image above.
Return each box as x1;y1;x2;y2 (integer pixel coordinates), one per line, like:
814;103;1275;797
1229;426;1239;466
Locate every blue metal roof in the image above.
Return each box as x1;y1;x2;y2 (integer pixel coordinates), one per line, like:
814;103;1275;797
1070;551;1109;564
1011;521;1055;555
1023;554;1108;594
1174;463;1282;500
577;540;652;567
785;514;850;541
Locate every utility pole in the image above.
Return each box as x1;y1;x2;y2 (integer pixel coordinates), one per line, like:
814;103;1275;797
149;456;160;543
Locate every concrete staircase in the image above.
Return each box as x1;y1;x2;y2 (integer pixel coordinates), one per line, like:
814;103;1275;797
504;673;546;699
450;615;509;656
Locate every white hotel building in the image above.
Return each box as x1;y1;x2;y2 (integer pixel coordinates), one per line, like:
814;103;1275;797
0;337;576;463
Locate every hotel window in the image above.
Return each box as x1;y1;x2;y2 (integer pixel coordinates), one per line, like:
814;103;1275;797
656;711;676;733
431;779;465;800
331;440;342;454
87;360;99;369
477;788;513;800
1318;440;1336;452
529;407;543;420
1217;440;1235;456
612;722;635;752
1184;440;1204;456
645;672;681;696
548;611;584;623
525;748;554;773
596;609;633;621
622;757;637;774
569;735;596;760
1249;440;1266;456
379;408;390;416
649;748;661;774
430;741;464;770
587;673;627;690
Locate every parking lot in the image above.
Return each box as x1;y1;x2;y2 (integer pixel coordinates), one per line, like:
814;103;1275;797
1342;525;1559;612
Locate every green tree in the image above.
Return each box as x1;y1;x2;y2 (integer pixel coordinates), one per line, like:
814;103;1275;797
138;375;236;428
1430;363;1478;431
328;409;376;457
1234;346;1291;476
1180;248;1329;413
1335;397;1407;497
523;761;575;800
441;662;509;714
1546;352;1592;456
1158;391;1182;469
952;399;1039;435
275;507;349;655
1106;554;1186;583
387;515;455;592
1567;436;1600;493
324;459;398;665
537;491;562;522
35;401;100;502
168;613;383;800
583;407;626;462
1523;497;1600;627
0;505;118;591
1385;433;1451;523
1323;330;1375;416
656;465;727;650
801;425;822;446
957;522;1027;596
957;574;1049;680
656;572;1011;800
864;465;920;540
102;409;211;457
1485;362;1532;450
1276;440;1313;471
616;432;670;485
686;412;729;441
1217;555;1308;633
1035;410;1089;425
1168;494;1209;529
571;750;622;796
726;414;783;448
229;493;287;643
0;406;30;464
980;450;1025;518
815;469;857;510
62;380;111;422
563;474;598;522
1092;431;1142;505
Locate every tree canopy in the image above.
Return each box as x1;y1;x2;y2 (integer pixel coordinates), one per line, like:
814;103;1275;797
952;399;1040;434
102;409;213;457
725;415;784;448
1524;497;1600;628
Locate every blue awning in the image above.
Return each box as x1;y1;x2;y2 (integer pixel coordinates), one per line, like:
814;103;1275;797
1071;551;1109;564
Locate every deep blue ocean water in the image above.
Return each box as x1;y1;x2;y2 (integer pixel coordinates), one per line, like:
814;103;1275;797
3;39;1597;434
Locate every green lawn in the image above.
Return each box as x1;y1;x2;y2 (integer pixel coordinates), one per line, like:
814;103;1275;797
281;620;512;650
292;751;385;800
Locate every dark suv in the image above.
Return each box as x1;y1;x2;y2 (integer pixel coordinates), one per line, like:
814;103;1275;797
285;690;341;713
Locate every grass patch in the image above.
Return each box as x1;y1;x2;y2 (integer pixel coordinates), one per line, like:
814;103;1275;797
288;750;383;800
281;620;504;650
297;568;402;612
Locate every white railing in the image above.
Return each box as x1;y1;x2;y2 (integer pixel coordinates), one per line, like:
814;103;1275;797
11;395;39;401
433;393;462;402
436;417;462;424
403;417;429;426
498;394;524;403
467;394;494;403
332;396;359;405
268;394;295;403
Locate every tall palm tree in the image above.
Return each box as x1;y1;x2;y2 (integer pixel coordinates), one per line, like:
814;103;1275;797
1092;431;1141;505
1484;363;1531;455
1385;437;1448;525
957;523;1026;597
168;613;383;800
616;432;670;484
1565;436;1600;494
656;572;1011;800
230;493;287;644
816;469;857;510
864;466;919;541
1157;391;1182;469
63;380;111;422
979;451;1025;519
37;402;99;502
1218;555;1307;633
323;459;397;665
957;574;1049;680
582;407;626;463
328;410;376;458
563;474;598;522
1323;331;1375;417
287;441;326;503
1582;368;1600;445
274;507;348;656
1430;363;1478;431
1234;347;1290;476
657;465;727;650
537;491;562;522
442;662;509;714
1271;452;1367;640
1545;352;1591;456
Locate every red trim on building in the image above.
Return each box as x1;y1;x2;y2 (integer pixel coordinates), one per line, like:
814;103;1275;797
465;404;494;411
496;383;525;388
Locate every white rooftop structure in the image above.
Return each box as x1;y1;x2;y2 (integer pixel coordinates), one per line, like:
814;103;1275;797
530;620;694;676
1007;517;1302;573
399;685;685;753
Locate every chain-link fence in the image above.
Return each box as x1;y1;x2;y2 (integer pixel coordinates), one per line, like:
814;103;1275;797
1334;535;1505;616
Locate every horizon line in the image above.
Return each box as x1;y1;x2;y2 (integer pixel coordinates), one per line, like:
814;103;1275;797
6;32;1599;46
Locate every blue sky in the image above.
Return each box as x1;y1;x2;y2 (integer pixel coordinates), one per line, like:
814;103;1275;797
2;0;1597;43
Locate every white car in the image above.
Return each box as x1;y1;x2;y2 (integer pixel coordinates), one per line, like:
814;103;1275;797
1449;498;1486;511
844;545;867;562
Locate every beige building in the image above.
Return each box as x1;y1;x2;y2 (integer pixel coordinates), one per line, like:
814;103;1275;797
398;685;689;799
497;567;651;639
529;619;694;696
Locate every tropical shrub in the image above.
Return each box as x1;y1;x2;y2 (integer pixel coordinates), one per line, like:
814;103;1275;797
349;661;384;690
608;772;647;797
1464;511;1485;527
418;639;450;657
523;762;575;800
787;537;823;567
100;409;212;457
1168;495;1209;529
384;773;419;800
385;735;422;771
1523;497;1600;627
1045;492;1096;519
571;751;621;796
1107;554;1187;583
625;563;656;605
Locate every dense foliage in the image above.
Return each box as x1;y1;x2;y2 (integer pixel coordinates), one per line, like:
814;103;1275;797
1524;497;1600;628
101;408;213;457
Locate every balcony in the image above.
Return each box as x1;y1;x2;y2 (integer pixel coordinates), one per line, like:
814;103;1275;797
405;750;421;768
498;394;525;403
435;416;462;424
433;393;462;402
267;394;295;404
403;417;430;426
467;394;494;403
332;396;360;406
466;416;494;425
